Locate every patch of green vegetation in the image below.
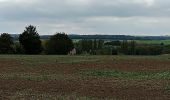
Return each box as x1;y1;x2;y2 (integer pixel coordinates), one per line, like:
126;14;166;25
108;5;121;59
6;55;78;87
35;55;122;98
81;70;170;80
136;40;170;45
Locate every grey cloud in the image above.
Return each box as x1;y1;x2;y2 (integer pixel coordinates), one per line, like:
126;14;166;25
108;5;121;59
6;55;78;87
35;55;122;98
0;0;170;35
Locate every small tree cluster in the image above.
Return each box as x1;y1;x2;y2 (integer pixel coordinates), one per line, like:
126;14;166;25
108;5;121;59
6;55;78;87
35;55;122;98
104;40;163;55
0;25;74;55
75;39;104;54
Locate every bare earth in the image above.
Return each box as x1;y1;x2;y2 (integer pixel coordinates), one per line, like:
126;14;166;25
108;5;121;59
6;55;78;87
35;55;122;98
0;56;170;100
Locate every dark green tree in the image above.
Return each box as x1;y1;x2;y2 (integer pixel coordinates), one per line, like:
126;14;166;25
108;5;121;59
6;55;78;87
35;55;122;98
121;40;128;54
0;33;14;54
45;32;74;55
14;42;25;54
93;39;97;50
129;40;136;55
98;40;104;49
19;25;42;54
80;39;93;53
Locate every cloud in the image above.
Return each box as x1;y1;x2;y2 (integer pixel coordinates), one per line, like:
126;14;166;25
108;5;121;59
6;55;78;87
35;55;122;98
132;0;155;6
0;0;170;35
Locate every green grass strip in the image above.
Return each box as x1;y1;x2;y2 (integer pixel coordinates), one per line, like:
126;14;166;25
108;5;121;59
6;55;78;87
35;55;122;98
81;70;170;79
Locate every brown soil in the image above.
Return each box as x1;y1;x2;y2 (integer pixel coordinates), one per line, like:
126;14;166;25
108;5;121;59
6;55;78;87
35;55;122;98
0;78;170;100
0;58;170;99
1;58;170;73
39;59;170;74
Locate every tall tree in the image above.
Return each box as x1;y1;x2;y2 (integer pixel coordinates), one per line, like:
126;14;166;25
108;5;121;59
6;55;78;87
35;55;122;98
45;32;74;55
129;40;136;55
93;39;97;50
0;33;14;54
19;25;42;54
121;40;128;54
98;39;104;49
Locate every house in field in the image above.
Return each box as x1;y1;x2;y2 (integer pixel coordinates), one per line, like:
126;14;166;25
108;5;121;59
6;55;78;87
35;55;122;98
68;48;76;55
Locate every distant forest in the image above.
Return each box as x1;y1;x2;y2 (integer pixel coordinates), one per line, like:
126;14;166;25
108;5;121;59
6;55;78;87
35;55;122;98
11;34;170;41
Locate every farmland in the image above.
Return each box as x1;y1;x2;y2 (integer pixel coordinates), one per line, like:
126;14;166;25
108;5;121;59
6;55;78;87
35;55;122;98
0;55;170;99
136;40;170;45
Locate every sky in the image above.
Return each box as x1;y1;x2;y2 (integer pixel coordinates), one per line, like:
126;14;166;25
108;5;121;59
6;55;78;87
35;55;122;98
0;0;170;36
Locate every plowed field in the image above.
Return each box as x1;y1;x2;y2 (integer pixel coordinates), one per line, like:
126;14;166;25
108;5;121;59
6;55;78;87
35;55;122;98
0;55;170;100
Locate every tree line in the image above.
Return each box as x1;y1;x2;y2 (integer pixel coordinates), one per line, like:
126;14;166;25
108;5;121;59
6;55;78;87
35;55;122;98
0;25;74;55
74;40;170;55
68;35;170;40
1;25;170;55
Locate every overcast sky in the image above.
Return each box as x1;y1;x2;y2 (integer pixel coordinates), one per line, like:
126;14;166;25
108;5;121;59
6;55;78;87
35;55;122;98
0;0;170;35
